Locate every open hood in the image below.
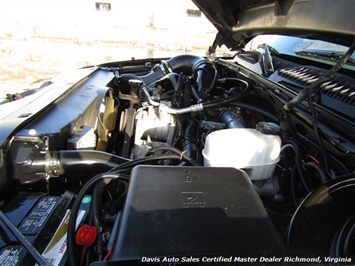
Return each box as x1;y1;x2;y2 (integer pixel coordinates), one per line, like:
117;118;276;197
193;0;355;49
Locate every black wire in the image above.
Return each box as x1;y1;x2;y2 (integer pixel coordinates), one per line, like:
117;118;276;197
176;72;185;92
145;146;200;166
327;153;351;175
228;102;279;123
67;173;123;266
160;90;183;101
284;37;355;111
304;162;328;184
202;82;250;109
210;64;218;89
283;141;312;193
335;170;355;179
307;94;329;173
91;180;108;261
108;154;199;173
295;131;350;174
172;115;183;147
68;152;200;265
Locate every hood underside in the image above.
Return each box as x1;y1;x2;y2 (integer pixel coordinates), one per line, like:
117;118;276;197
193;0;355;49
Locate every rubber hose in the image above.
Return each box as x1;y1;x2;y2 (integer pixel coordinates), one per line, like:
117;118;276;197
140;55;216;92
67;174;121;266
92;180;107;260
228;102;279;123
304;162;328;184
55;150;129;175
183;118;201;163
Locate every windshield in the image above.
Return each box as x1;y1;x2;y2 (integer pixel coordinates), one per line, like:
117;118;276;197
245;35;355;67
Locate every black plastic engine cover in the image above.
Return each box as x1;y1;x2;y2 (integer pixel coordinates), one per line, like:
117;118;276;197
110;166;284;260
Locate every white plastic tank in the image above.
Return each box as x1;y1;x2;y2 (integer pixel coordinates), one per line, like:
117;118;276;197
202;125;281;180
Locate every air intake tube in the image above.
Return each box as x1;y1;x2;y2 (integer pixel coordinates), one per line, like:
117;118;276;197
10;149;130;186
140;55;217;100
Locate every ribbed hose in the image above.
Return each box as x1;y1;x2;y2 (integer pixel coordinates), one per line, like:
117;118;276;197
139;55;217;97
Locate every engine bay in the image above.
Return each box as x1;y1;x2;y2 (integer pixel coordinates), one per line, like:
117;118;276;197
0;53;355;265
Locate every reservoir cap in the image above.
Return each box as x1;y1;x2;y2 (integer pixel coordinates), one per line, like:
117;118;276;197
256;122;281;135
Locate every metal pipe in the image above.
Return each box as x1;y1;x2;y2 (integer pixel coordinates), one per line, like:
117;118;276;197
142;86;203;114
162;103;204;114
141;87;159;106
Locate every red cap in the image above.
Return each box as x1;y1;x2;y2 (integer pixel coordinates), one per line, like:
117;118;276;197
76;224;97;247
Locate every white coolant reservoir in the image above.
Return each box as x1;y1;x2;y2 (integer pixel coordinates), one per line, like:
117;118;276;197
202;123;281;180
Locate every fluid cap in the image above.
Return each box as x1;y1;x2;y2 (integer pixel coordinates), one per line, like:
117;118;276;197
256;122;281;135
76;224;97;247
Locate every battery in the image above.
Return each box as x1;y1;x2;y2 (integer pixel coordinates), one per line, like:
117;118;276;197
0;191;79;266
41;195;92;266
0;193;61;266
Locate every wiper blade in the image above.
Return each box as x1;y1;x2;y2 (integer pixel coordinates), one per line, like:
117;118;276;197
295;50;355;65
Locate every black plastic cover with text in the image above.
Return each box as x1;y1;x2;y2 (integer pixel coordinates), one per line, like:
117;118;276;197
110;166;284;260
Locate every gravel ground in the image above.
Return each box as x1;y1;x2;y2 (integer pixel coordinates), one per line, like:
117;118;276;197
0;0;229;98
0;33;220;97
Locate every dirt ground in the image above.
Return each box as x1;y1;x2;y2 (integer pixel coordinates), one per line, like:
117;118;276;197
0;0;235;98
0;33;220;97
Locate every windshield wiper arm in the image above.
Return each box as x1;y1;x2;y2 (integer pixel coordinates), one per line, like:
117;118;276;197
257;43;276;76
295;50;355;65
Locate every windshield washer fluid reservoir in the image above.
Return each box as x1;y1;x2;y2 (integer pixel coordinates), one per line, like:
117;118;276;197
202;128;281;180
